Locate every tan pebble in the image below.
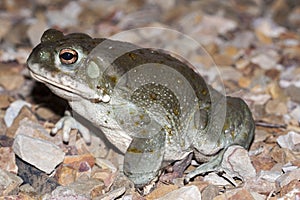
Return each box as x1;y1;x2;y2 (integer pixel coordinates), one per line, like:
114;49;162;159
280;179;300;198
235;59;250;70
265;99;288;115
238;76;251;88
204;43;219;55
0;147;18;173
35;106;57;120
255;29;272;44
145;183;179;199
224;46;238;57
267;83;286;100
63;154;95;170
56;166;77;186
6;107;37;138
0;95;12;109
213;54;233;66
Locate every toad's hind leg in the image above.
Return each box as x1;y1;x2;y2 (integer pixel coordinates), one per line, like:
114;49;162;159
123;130;166;188
185;97;255;183
184;149;224;183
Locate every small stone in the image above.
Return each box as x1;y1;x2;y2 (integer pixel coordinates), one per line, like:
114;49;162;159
203;173;231;186
253;18;286;39
290;105;300;122
0;94;11;109
19;183;36;194
204;43;219;55
156;185;201;200
67;176;105;198
238;77;252;88
13;134;65;174
14;118;62;146
145;183;179;199
235;59;250;70
251;152;277;171
250;192;267;200
95;158;117;173
275;168;300;188
213;188;254;200
201;184;219;200
63;154;95;170
44;186;90;200
244;177;276;194
231;31;256;49
224;46;238;57
280;179;300;198
6;108;38;139
277;131;300;152
95;187;126;200
92;168;114;187
35;106;57;121
4;100;31;128
76;136;108;158
56;166;77;186
265;99;288;115
0;63;25;91
0;168;23;196
288;7;300;27
227;189;255;200
270;145;297;164
267;82;286;100
245;94;271;105
213;54;234;66
46;1;82;28
0;147;18;174
219;66;242;81
221;145;256;180
250;53;278;70
258;170;282;182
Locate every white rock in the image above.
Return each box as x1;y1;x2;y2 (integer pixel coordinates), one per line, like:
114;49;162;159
156;185;201;200
4;100;31;127
0;168;23;196
250;192;267;200
258;170;282;182
275;168;300;188
13;134;65;174
221;145;256;180
290;106;300;123
253;18;286;38
203;173;231;186
281;162;298;173
46;1;82;28
251;53;278;70
43;186;89;200
277;131;300;152
278;188;300;200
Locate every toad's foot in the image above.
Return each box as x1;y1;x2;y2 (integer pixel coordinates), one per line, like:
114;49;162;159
184;150;223;183
160;153;193;184
51;111;91;144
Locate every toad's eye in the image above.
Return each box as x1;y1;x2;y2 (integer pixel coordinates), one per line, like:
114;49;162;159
59;48;78;65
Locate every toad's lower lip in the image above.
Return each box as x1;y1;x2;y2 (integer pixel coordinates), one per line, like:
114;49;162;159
28;69;107;102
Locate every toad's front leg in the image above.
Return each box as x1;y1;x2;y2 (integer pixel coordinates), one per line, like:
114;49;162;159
51;111;91;143
123;130;166;190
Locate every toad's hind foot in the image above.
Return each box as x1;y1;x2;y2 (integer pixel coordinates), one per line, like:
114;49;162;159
184;150;223;183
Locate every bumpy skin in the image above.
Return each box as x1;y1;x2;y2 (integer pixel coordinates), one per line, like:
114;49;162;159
27;29;255;188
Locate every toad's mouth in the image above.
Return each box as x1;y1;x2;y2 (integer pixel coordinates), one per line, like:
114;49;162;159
28;64;110;103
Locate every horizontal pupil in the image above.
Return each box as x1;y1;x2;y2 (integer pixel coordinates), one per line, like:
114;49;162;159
61;52;74;60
